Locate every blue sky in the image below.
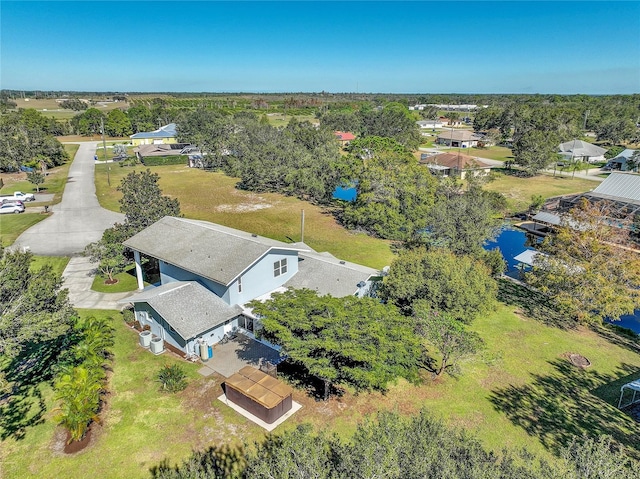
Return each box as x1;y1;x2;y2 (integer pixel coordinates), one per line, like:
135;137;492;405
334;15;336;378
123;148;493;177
1;1;639;94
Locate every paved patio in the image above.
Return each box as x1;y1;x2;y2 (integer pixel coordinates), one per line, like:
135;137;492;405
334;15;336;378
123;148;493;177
198;333;285;378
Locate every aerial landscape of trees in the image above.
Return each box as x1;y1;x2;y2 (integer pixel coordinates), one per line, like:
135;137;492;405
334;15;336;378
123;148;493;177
1;89;640;477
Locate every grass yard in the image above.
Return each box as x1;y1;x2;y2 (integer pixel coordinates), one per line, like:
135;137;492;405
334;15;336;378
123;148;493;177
8;98;128;121
0;213;47;247
94;164;395;269
29;255;70;276
485;170;596;213
91;266;147;293
465;145;514;162
2;302;639;478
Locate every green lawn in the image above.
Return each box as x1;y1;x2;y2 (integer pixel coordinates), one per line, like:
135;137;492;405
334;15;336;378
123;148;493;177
94;164;395;269
2;302;638;477
91;266;146;293
0;213;47;247
0;144;611;475
485;170;596;213
29;255;70;275
465;145;514;162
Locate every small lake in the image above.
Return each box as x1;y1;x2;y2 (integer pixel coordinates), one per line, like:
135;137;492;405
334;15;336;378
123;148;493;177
332;184;357;202
486;226;640;334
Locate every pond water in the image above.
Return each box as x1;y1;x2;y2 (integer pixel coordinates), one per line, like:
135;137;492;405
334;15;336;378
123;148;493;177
332;184;357;202
486;226;640;334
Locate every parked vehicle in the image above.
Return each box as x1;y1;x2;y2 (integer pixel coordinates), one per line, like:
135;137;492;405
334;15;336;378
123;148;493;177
1;200;24;208
0;203;25;214
0;191;35;202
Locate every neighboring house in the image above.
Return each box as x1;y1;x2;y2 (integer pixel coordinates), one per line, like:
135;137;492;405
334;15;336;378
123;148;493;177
441;117;463;127
606;149;638;171
120;217;379;357
416;119;444;129
436;130;483;148
334;131;355;146
558;139;607;164
419;152;493;179
134;143;199;162
130;123;178;146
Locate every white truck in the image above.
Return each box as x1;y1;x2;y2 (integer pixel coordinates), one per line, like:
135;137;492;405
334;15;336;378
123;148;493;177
0;191;36;203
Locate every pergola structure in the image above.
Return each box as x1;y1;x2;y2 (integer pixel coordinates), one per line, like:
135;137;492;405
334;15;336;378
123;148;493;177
617;379;640;409
558;192;640;220
539;173;640;233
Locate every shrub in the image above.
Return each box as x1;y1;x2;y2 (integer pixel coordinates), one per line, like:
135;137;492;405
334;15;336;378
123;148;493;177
141;155;188;166
121;308;135;326
157;364;188;393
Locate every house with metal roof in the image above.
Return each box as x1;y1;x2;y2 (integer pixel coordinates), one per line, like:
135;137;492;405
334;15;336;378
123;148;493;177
130;123;178;146
120;216;379;358
558;139;607;164
606;149;638;172
533;173;640;236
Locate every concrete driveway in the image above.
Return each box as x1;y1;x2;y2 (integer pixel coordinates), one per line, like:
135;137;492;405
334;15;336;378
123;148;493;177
13;142;124;256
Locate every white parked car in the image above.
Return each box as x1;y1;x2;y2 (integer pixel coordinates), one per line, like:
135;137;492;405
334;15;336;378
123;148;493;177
0;203;25;214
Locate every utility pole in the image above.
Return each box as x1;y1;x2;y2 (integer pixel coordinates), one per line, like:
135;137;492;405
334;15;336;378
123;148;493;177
583;110;590;130
300;209;305;243
101;117;110;186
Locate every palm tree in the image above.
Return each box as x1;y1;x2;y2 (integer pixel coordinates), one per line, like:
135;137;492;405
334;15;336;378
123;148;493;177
53;366;103;442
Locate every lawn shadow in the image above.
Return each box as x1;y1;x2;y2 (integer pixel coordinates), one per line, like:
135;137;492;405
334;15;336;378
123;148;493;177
489;359;640;458
0;337;72;441
591;324;640;356
497;279;574;329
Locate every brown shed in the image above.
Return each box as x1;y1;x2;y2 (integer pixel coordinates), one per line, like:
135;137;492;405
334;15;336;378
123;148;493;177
224;366;293;424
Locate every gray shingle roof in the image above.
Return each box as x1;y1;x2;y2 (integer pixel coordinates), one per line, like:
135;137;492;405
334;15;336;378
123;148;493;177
436;130;481;142
558;139;607;157
285;251;378;297
123;217;303;285
130;123;177;139
120;281;243;339
592;172;640;203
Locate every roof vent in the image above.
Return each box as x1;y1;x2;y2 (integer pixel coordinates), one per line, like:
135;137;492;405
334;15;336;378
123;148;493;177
339;260;346;264
357;281;366;288
251;234;258;237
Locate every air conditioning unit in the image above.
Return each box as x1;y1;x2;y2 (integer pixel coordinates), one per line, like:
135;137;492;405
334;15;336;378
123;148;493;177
139;330;152;348
150;337;164;354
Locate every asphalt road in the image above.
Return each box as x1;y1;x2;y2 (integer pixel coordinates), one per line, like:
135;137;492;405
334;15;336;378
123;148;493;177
12;142;124;256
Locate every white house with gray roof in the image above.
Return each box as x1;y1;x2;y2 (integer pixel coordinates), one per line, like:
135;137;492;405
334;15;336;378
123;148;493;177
558;139;607;163
120;216;379;357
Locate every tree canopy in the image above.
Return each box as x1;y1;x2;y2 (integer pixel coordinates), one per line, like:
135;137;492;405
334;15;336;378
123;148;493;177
152;411;640;479
527;199;640;323
379;247;497;321
423;183;505;256
0;109;68;171
0;248;76;358
342;137;437;240
118;169;181;232
249;289;422;399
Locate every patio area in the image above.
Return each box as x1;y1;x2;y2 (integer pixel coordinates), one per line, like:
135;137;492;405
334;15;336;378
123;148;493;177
198;333;286;378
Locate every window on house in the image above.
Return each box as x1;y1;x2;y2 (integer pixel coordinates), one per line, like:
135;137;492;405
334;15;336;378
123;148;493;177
273;258;288;277
238;276;242;293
